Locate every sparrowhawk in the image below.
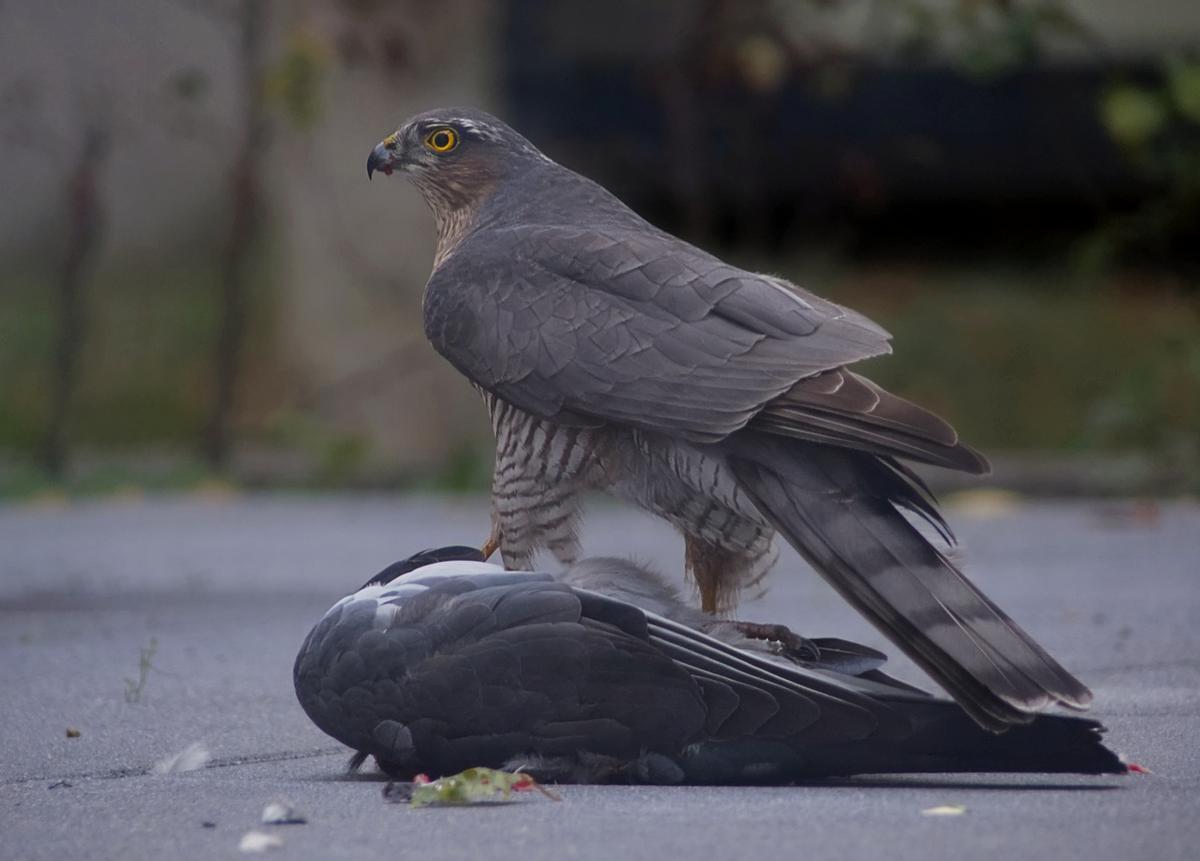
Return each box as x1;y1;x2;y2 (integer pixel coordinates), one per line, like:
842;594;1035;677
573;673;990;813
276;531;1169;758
366;108;1092;732
293;547;1124;780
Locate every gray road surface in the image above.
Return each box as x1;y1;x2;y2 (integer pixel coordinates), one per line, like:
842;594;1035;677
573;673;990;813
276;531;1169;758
1;495;1197;860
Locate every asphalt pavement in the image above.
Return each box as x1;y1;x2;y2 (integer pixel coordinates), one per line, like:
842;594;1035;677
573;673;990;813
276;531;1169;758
1;494;1197;860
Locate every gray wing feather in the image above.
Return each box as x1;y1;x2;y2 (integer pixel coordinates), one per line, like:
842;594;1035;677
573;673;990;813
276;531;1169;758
424;225;891;442
724;439;1093;731
563;582;907;742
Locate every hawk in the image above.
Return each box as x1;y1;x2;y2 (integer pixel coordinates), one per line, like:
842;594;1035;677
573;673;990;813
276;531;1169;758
293;547;1124;781
366;108;1091;731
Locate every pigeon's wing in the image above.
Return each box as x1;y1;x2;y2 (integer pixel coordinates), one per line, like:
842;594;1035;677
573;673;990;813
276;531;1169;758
423;224;892;443
296;562;1123;781
294;567;922;778
568;588;914;745
293;574;711;777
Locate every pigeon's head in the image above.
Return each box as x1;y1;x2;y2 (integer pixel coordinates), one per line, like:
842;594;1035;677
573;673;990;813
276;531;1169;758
367;108;548;206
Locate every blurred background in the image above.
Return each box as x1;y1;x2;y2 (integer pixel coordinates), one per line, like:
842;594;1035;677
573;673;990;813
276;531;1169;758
1;0;1197;501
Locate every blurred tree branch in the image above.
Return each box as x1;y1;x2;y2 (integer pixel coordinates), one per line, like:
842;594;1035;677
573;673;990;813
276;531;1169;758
204;0;269;469
43;126;110;477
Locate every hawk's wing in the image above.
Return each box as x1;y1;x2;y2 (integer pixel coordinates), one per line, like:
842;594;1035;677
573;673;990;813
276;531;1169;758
423;224;891;443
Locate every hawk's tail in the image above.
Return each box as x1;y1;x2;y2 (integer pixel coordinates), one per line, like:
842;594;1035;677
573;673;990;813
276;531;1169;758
727;437;1092;732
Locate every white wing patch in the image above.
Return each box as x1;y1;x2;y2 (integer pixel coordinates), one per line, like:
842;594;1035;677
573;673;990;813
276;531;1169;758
323;559;543;629
401;560;512;583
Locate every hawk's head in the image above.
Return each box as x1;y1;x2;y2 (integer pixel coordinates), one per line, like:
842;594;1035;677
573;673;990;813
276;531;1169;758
367;108;547;199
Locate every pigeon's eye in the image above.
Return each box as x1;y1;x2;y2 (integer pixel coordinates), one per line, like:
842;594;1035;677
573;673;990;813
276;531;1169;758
425;128;459;154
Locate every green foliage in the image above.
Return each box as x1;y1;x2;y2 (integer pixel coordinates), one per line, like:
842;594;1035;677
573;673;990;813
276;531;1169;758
1101;85;1168;149
949;0;1038;78
0;238;285;457
168;67;210;103
427;443;493;494
808;268;1200;468
1166;55;1200;125
0;458;221;501
1093;53;1200;274
256;410;371;487
884;0;1093;77
1100;56;1200;154
0;263;217;452
3;263;1194;494
1084;327;1200;455
265;29;330;131
0;461;56;499
0;271;54;451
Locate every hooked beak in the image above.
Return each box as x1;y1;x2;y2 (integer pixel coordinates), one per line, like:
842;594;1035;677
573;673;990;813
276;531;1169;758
366;142;398;180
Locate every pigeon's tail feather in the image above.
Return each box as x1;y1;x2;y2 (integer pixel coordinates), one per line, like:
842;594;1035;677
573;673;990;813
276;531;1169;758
890;708;1126;774
790;705;1127;777
727;438;1092;732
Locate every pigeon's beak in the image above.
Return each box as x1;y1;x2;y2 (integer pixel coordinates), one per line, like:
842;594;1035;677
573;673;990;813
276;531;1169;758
366;139;400;179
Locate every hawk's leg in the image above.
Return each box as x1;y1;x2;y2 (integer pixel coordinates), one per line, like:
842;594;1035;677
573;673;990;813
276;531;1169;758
487;398;593;571
628;436;778;613
480;524;501;561
492;478;584;571
684;535;744;615
731;621;820;663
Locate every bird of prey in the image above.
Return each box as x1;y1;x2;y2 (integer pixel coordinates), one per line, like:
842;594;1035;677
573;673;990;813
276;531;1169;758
294;547;1125;783
366;108;1091;731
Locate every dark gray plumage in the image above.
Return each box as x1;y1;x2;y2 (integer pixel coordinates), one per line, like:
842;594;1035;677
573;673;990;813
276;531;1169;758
366;108;1091;732
294;550;1125;783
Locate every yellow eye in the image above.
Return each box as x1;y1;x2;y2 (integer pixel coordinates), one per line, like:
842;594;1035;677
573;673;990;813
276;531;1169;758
425;128;458;153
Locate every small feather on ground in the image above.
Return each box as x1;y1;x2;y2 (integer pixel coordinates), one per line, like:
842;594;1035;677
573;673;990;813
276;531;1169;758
238;831;283;852
153;742;211;774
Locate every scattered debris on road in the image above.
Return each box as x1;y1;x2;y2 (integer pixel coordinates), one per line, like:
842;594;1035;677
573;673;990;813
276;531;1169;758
260;801;307;825
47;780;73;790
153;741;211;774
124;637;159;703
921;804;967;817
1091;501;1162;529
383;768;561;808
65;727;81;738
238;831;283;852
944;488;1023;518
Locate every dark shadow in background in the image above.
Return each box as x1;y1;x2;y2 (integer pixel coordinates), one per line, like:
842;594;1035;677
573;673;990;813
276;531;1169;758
502;0;1176;264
